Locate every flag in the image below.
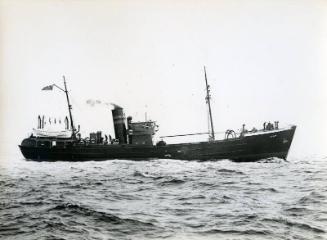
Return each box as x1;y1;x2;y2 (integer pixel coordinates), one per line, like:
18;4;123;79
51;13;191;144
42;85;53;90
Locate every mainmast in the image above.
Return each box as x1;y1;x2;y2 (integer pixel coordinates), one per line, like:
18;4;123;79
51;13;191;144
204;66;215;141
63;76;76;138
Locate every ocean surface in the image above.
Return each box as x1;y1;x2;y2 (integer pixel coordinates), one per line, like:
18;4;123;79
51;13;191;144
1;155;326;240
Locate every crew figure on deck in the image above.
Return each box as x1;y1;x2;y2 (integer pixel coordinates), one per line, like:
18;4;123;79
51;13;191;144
263;121;279;131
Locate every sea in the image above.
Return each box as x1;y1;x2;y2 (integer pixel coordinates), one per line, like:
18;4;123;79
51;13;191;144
1;155;326;240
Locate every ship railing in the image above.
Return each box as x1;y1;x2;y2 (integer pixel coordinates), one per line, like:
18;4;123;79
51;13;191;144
159;124;294;142
242;124;294;137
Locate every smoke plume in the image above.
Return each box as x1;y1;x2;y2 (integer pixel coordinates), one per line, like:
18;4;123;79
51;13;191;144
86;99;122;109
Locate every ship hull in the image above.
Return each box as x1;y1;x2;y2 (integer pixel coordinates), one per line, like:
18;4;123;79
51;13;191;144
19;126;296;162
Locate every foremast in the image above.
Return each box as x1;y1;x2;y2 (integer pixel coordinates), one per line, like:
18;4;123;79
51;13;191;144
42;76;76;138
63;76;76;139
204;66;215;141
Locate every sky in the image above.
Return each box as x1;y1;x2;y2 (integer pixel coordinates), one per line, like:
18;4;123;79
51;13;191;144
0;0;327;159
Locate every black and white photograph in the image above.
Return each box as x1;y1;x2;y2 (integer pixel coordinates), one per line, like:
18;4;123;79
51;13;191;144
0;0;326;239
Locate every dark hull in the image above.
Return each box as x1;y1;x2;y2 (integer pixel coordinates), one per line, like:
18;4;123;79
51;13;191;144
19;126;296;162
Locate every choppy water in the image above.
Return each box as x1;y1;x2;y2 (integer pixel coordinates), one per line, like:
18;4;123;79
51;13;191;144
1;155;327;240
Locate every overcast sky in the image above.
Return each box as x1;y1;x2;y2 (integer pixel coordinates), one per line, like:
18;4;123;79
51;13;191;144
1;0;327;159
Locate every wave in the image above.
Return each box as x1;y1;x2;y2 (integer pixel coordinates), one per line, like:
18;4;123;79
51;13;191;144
263;218;325;233
298;191;325;205
283;206;313;217
200;228;271;235
3;182;16;188
257;157;286;163
159;179;185;186
19;200;45;207
284;207;309;213
207;195;234;203
216;169;244;175
177;195;206;201
132;172;187;185
258;187;278;193
0;226;27;237
133;171;164;180
50;203;156;229
197;182;215;187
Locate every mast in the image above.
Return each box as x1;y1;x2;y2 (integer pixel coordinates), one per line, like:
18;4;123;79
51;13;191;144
63;76;75;138
204;66;215;141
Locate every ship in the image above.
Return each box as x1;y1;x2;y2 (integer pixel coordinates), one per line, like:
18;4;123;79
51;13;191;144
19;68;296;162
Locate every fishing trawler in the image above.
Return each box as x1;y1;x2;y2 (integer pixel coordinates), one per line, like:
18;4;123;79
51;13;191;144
19;69;296;162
